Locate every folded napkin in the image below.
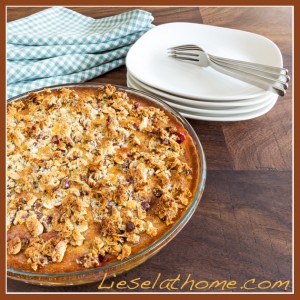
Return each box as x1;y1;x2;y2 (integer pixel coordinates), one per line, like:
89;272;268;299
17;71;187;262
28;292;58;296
7;7;154;99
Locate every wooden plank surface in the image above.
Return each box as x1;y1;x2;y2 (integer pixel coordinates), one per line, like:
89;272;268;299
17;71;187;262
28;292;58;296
6;6;293;293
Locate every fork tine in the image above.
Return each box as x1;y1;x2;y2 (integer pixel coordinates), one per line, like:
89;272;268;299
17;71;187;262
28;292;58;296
169;56;199;63
167;44;200;51
168;44;199;50
168;47;200;52
168;48;198;53
168;53;199;62
167;50;199;57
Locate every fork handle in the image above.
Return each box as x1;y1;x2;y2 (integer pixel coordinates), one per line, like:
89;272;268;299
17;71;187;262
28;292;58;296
211;56;290;83
211;58;288;88
210;54;288;76
209;61;286;96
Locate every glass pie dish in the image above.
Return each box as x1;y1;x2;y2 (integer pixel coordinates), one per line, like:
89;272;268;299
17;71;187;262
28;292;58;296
7;83;206;286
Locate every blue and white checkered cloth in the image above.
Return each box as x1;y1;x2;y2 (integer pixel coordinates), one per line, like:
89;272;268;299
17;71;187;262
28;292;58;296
6;7;154;99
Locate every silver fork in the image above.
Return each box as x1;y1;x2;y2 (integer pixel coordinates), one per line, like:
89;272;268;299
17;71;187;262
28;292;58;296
167;44;289;96
169;44;289;76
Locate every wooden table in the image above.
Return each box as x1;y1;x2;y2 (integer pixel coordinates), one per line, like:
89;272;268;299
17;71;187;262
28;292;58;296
7;7;293;293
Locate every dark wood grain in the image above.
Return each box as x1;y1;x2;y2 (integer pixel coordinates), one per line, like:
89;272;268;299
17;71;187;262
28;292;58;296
6;6;293;293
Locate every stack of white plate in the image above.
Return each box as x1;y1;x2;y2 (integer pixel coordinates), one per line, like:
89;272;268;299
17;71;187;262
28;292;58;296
126;23;283;121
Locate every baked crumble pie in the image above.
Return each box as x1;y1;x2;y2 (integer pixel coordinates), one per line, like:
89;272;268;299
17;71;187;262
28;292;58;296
7;84;199;273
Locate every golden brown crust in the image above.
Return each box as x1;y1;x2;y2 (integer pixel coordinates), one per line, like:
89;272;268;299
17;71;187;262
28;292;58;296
7;85;200;273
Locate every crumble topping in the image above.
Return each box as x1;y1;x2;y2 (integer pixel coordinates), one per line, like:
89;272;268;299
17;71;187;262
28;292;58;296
7;84;194;271
7;236;22;255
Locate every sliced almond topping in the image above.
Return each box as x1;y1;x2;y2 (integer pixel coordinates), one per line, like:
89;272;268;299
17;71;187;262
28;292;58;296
26;214;44;237
52;240;68;263
7;236;22;255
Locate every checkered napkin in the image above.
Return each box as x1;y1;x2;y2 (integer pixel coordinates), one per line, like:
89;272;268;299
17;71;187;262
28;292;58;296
6;7;154;99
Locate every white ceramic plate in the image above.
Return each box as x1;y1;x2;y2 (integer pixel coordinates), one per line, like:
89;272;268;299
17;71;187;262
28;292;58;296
126;22;282;101
127;75;276;116
127;71;273;108
127;76;276;117
179;97;277;121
